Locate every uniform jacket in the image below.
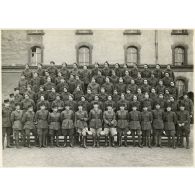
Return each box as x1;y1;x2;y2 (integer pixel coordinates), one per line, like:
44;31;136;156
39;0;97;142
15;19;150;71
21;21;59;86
60;67;70;80
163;111;177;131
21;99;35;111
51;100;64;111
31;77;41;92
102;82;114;95
75;110;88;129
129;110;141;130
152;109;164;130
141;69;151;78
2;106;12;128
61;110;74;129
56;82;69;93
79;69;91;84
156;84;165;95
61;92;71;102
87;82;100;94
14;94;23;104
109;75;119;86
135;77;144;87
44;82;56;91
89;109;103;129
140;111;153;130
129;101;141;111
99;92;108;102
179;98;193;114
18;79;27;94
48;112;61;130
123;75;132;84
126;83;137;94
148;77;158;87
116;110;129;129
35;109;49;129
22;110;35;130
47;66;58;78
95;75;105;86
37;100;50;111
130;68;139;78
176;110;190;130
141;84;151;94
22;69;33;81
102;67;112;77
64;100;77;111
103;110;117;128
153;69;163;79
11;109;23;130
115;82;126;94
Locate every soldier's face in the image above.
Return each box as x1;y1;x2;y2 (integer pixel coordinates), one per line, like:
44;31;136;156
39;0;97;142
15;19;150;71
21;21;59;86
132;107;137;111
15;90;19;94
145;94;149;98
5;103;9;107
133;96;137;101
120;106;125;110
65;106;70;110
16;106;20;110
78;106;82;111
41;106;45;110
108;96;112;100
180;106;185;111
64;88;67;92
108;107;112;111
144;80;147;84
143;107;148;111
52;89;55;93
29;107;33;112
94;105;98;110
184;95;188;99
156;105;160;109
131;80;135;84
56;96;60;100
167;107;171;111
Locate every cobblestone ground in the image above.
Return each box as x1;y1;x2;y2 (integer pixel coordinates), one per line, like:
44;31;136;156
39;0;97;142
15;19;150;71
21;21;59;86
3;130;193;167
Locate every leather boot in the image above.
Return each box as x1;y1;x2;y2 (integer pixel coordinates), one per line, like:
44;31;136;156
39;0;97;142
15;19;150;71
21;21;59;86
27;135;31;148
69;136;74;147
118;135;121;147
63;136;67;147
83;136;87;148
7;135;12;148
168;136;171;147
56;135;60;147
172;136;176;149
180;136;184;148
112;136;115;147
92;136;96;147
80;136;83;147
158;136;162;148
105;136;108;147
132;134;136;147
39;135;42;148
50;136;54;147
2;135;5;150
148;136;151;148
96;136;100;148
124;136;127;147
15;132;20;148
138;135;143;148
42;134;46;147
154;135;157;147
186;136;190;149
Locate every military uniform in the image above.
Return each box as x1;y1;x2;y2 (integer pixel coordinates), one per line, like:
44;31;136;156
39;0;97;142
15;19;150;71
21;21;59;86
21;98;35;112
79;69;91;93
135;77;144;87
168;86;178;99
141;69;151;79
162;77;173;87
37;100;50;111
164;68;175;80
60;67;70;80
47;91;57;103
123;75;132;85
102;67;112;77
22;110;35;147
140;110;153;147
18;78;28;95
103;110;117;146
137;93;144;102
95;74;105;86
125;93;133;102
176;110;190;148
141;98;153;111
102;82;114;95
48;111;61;147
130;67;139;79
109;75;119;87
104;100;116;111
77;100;90;112
2;105;12;148
44;82;56;93
117;99;129;111
129;110;142;146
37;67;45;84
126;83;137;94
61;109;75;147
64;100;77;111
11;109;24;147
35;109;49;147
129;100;141;111
115;82;126;95
179;98;193;116
112;93;120;104
87;82;100;94
61;91;71;102
116;109;129;146
156;84;165;95
153;68;163;79
31;77;41;92
22;69;33;83
51;100;64;112
47;66;58;79
14;94;23;105
164;110;177;148
141;84;151;94
99;92;108;102
148;77;158;87
71;68;79;77
85;93;95;103
73;89;84;101
56;82;69;93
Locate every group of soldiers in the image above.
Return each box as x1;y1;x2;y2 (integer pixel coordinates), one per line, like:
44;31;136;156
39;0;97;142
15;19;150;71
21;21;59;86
2;61;193;149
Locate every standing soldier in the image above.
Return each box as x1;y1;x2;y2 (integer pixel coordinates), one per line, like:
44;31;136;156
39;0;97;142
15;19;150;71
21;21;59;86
51;94;64;112
129;105;142;147
18;74;28;95
141;92;153;111
47;61;58;80
99;87;108;103
168;81;178;99
37;95;50;111
135;72;144;87
35;104;49;148
71;63;79;77
141;64;151;79
164;64;175;80
105;95;116;111
73;85;84;101
79;65;91;93
61;87;71;102
89;103;103;147
176;104;191;149
102;61;112;77
149;73;158;88
21;64;33;83
48;87;57;103
164;105;177;149
2;99;12;149
129;95;141;111
85;88;95;103
112;89;120;105
136;88;144;102
61;104;75;147
91;62;101;77
44;77;56;96
21;93;36;112
75;104;88;148
10;103;24;148
31;72;41;93
114;63;122;77
162;72;173;87
87;77;100;95
78;96;90;112
152;103;164;147
37;63;45;85
48;106;61;147
56;78;69;93
141;79;151;94
64;95;77;112
117;93;129;111
153;64;163;80
116;104;129;147
140;106;153;148
55;71;64;85
26;85;36;102
123;70;132;85
22;105;35;148
130;64;139;79
103;105;117;147
115;77;126;95
109;70;119;87
9;93;16;111
126;79;137;94
95;70;105;86
60;62;70;80
14;87;23;105
156;80;165;95
75;75;84;92
102;77;114;95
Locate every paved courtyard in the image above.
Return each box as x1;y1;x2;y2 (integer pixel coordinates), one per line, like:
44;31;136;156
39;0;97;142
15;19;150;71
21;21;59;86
3;134;194;167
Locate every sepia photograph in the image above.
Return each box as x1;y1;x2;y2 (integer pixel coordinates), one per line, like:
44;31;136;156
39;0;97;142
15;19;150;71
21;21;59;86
1;29;194;167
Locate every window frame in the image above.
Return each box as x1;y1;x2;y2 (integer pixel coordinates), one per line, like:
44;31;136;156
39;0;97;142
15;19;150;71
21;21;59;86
28;45;43;65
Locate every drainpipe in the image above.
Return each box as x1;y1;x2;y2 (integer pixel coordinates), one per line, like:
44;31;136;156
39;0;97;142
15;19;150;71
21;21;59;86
155;30;158;64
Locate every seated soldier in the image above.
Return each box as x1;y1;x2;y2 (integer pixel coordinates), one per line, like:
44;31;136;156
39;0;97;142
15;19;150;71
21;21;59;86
37;95;50;111
123;70;132;85
109;69;119;87
129;95;141;111
162;72;173;87
56;77;69;93
149;88;158;104
73;85;84;102
102;61;112;77
95;70;105;86
30;72;41;93
21;93;36;112
61;87;71;102
141;92;153;111
26;85;36;102
78;96;90;112
102;77;114;95
85;88;95;103
68;74;76;94
99;87;108;102
64;95;77;112
164;64;175;80
18;74;28;95
141;79;151;94
126;79;137;94
71;63;79;77
44;77;56;96
91;62;101;77
115;77;126;95
156;80;165;95
91;95;104;112
112;89;120;104
168;81;178;99
105;95;116;111
87;77;100;95
51;94;64;112
141;64;151;79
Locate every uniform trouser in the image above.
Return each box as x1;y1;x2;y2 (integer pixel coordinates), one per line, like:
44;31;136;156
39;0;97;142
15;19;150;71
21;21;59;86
24;128;33;146
131;129;142;146
177;126;190;147
165;130;176;147
62;129;74;144
117;128;129;146
153;129;163;146
142;130;151;146
13;129;25;147
49;129;60;145
104;128;117;146
90;128;102;146
37;128;48;147
2;127;11;148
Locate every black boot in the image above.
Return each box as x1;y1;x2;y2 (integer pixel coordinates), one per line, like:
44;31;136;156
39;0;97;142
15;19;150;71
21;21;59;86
27;135;31;148
42;135;46;147
80;136;83;147
172;136;176;149
111;136;115;147
138;135;143;148
96;136;100;148
92;136;96;147
6;135;12;148
124;136;128;147
56;135;60;147
105;136;108;147
50;136;54;147
186;136;190;149
83;136;87;148
38;135;42;148
148;136;151;148
63;136;67;147
118;135;121;147
132;134;136;147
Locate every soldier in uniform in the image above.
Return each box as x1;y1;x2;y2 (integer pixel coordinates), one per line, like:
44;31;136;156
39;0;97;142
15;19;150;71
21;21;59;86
21;93;35;112
102;61;112;77
126;79;137;94
125;89;133;102
85;88;95;103
22;105;35;148
136;88;144;102
47;87;57;103
141;93;153;111
176;104;191;149
61;104;75;147
162;72;173;87
35;104;49;148
60;62;70;80
64;95;77;112
103;105;117;147
115;77;126;95
165;96;178;112
149;88;158;106
156;80;165;95
91;95;104;112
48;106;61;147
51;94;64;112
44;77;56;96
153;64;163;80
114;63;122;78
55;71;64;85
21;64;33;83
140;106;153;148
116;104;129;147
36;85;47;103
78;96;90;112
152;103;164;147
71;63;79;77
18;74;28;95
14;87;23;105
75;75;84;92
87;77;100;95
75;104;88;148
37;63;45;85
149;73;158;88
123;70;132;85
112;89;120;105
105;95;116;111
102;77;114;95
31;72;41;93
91;62;101;77
26;85;36;102
47;61;58;80
9;93;16;111
2;99;12;149
129;95;141;111
109;70;119;87
79;65;91;93
130;64;139;79
56;77;69;93
164;89;171;102
88;103;103;147
37;95;50;111
73;85;84;101
99;87;108;103
164;105;177;149
141;79;151;94
141;64;151;79
95;70;105;86
129;105;142;147
135;72;144;87
168;81;178;99
61;87;71;102
154;93;166;111
10;104;24;148
164;64;175;80
117;93;129;111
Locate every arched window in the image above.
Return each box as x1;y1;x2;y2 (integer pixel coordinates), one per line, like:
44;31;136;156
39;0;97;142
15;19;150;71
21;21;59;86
126;46;138;65
78;46;90;66
174;46;185;66
30;46;42;65
176;79;186;97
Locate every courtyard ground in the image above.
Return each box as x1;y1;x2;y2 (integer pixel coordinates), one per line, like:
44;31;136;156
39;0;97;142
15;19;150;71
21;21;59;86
3;130;194;167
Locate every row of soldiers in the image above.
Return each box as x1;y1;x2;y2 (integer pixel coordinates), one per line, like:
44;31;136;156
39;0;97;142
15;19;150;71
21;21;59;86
2;61;193;149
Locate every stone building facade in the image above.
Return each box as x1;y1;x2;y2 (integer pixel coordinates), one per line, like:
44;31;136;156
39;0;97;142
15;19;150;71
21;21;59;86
1;29;194;99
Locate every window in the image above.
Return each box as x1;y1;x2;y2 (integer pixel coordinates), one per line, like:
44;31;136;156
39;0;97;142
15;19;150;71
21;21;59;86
30;46;42;65
174;46;185;65
126;46;139;65
78;46;90;66
176;79;186;97
171;30;188;35
123;30;141;35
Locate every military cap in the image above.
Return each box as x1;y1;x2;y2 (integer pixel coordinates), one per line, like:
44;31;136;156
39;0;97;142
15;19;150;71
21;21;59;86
183;92;188;96
27;104;33;109
15;103;20;107
14;87;19;91
4;99;9;103
9;93;14;97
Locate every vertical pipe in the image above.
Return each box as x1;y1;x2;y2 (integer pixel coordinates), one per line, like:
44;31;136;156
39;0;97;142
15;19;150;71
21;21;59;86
155;30;158;64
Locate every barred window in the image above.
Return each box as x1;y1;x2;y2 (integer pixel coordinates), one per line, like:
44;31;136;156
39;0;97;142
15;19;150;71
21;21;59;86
126;46;138;65
30;46;42;65
176;79;186;97
78;46;90;66
174;47;185;66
